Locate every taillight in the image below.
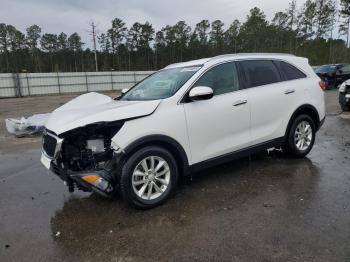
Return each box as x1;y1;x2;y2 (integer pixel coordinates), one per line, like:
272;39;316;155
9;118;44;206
319;81;326;90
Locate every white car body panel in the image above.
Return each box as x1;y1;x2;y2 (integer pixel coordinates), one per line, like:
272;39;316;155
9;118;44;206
111;99;193;163
43;53;326;169
183;90;250;163
45;92;160;135
247;78;313;145
112;54;325;165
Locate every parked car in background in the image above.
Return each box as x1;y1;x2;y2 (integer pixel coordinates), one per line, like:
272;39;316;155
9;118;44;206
312;66;321;72
41;53;326;208
339;79;350;111
316;64;350;89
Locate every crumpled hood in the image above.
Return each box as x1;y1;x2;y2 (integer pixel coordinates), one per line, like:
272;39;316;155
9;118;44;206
45;92;160;135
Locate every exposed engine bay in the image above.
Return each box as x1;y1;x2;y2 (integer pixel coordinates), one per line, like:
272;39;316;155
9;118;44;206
42;121;124;196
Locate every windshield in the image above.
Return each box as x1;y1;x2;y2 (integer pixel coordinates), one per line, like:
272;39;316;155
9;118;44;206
120;66;202;101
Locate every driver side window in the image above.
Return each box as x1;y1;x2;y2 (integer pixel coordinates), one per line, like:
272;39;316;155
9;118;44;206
193;62;240;95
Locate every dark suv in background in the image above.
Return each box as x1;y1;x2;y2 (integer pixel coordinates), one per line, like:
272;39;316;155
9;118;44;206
316;64;350;89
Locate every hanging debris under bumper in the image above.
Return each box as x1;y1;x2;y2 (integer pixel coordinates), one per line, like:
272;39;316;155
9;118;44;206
42;152;116;197
40;122;125;197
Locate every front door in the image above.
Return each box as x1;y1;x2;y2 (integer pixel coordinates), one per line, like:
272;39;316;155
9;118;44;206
183;62;251;164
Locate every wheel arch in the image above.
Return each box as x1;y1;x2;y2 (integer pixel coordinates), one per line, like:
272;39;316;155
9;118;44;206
285;104;321;137
123;135;190;176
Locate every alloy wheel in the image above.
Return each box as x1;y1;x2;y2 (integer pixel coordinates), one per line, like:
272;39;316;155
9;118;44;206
294;121;313;151
132;156;171;200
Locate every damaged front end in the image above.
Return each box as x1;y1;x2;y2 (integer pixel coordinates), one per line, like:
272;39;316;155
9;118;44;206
41;121;124;197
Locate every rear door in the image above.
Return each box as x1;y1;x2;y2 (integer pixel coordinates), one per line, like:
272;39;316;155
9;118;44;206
239;59;306;145
184;62;251;164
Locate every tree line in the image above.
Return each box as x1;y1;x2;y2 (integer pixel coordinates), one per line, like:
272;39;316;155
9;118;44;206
1;0;350;73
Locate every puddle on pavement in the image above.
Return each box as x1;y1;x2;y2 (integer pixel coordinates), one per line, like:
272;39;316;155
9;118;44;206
49;151;324;261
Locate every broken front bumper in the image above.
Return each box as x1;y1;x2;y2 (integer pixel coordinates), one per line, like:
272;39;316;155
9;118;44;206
41;152;114;197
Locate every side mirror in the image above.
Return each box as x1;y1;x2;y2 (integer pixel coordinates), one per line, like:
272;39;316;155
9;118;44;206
189;86;214;101
121;88;130;94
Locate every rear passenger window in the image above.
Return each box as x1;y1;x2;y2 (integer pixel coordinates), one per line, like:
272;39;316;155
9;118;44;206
278;61;306;80
240;60;281;88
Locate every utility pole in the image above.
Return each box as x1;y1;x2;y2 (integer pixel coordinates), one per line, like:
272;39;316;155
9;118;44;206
348;17;350;48
329;1;336;63
88;21;99;72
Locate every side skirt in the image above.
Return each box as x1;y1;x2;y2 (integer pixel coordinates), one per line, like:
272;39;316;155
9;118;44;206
189;137;285;173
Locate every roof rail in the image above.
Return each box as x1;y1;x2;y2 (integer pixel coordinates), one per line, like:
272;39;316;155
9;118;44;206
236;53;295;56
209;53;295;61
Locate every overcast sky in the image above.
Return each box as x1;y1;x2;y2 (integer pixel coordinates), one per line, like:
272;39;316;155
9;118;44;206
1;0;294;46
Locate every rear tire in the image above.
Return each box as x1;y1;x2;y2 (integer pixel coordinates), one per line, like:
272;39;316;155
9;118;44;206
119;146;178;209
283;114;316;158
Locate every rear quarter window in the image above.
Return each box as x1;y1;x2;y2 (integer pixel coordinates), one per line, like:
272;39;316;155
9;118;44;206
276;61;306;81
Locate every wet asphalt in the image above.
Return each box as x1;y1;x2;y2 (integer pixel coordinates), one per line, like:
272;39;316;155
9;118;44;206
1;91;350;262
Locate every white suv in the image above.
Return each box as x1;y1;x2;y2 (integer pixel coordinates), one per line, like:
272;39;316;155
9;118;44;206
41;54;326;208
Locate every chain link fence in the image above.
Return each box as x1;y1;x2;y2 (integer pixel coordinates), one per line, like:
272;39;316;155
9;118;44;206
0;71;154;98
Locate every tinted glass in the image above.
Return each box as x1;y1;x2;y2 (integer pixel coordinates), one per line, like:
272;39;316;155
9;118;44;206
193;62;240;95
241;60;281;88
279;61;306;80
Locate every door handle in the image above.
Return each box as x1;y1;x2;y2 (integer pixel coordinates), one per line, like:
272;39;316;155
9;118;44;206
284;89;295;95
233;100;248;106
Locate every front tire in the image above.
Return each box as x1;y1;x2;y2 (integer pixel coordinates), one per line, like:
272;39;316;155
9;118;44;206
283;114;316;158
119;146;178;209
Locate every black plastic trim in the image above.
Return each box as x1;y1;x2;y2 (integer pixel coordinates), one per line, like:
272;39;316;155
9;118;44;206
189;92;214;101
285;104;321;134
189;137;285;173
236;62;248;90
319;116;326;129
123;135;190;175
